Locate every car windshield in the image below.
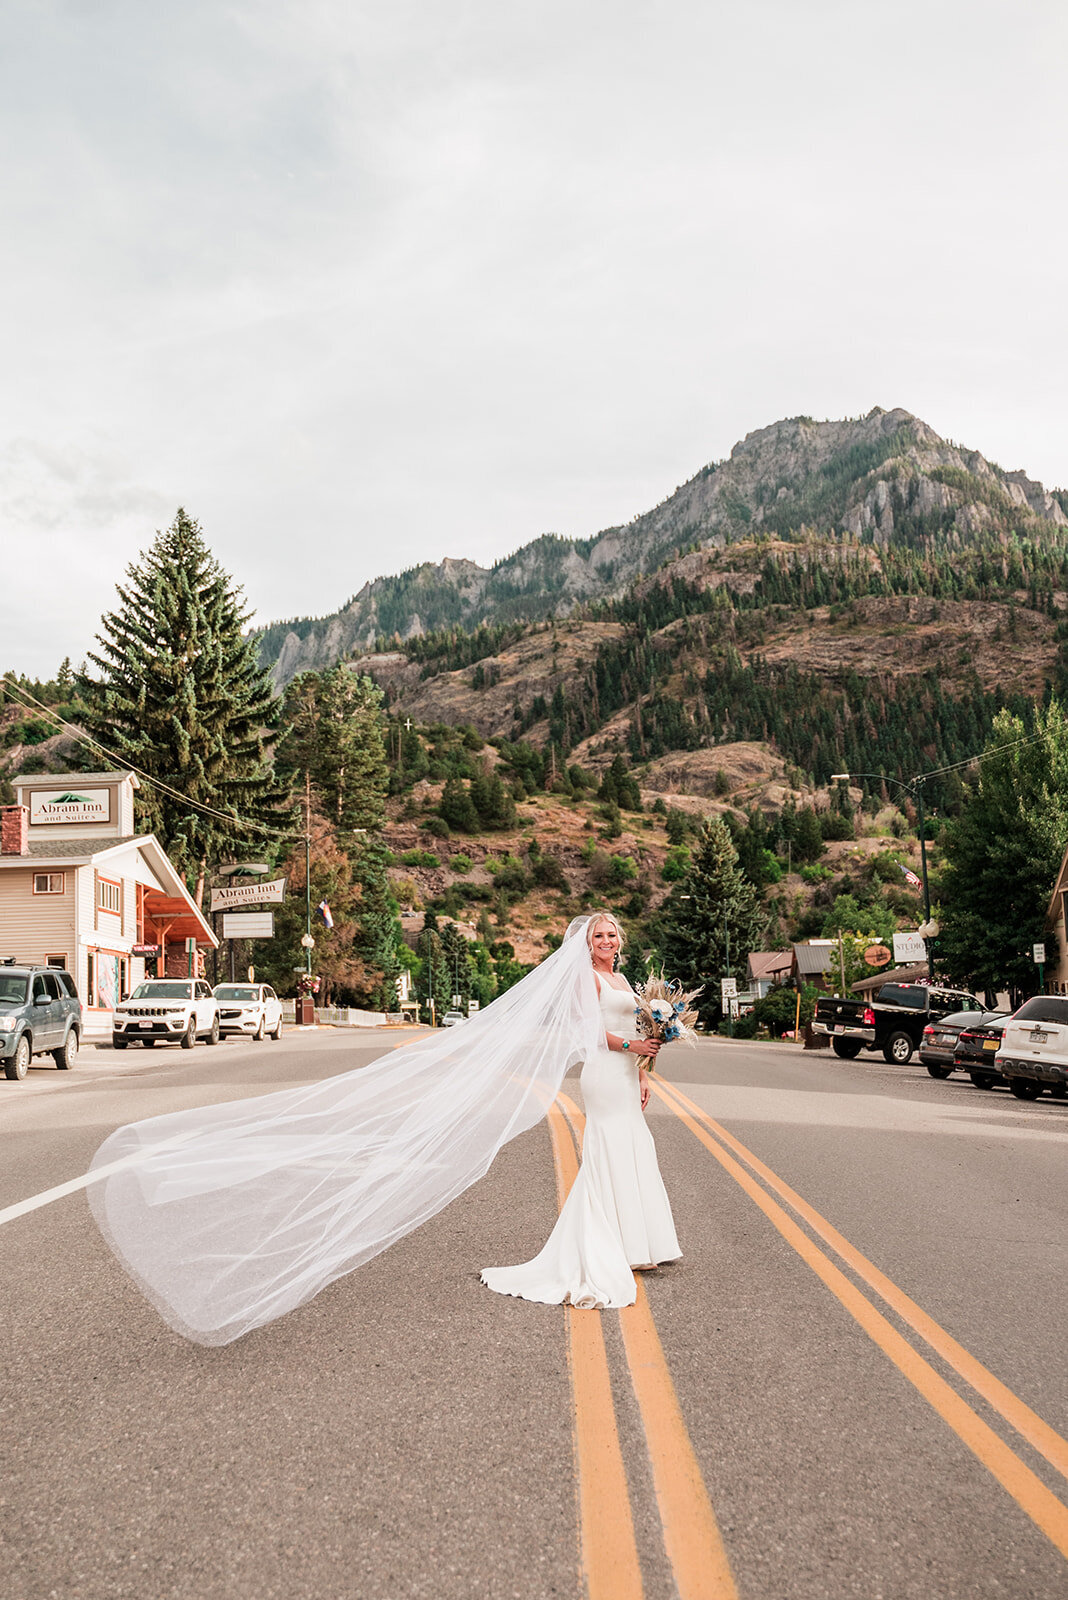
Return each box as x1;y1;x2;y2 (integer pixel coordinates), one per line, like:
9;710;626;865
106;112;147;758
215;986;258;1001
1014;997;1068;1025
129;982;194;1001
0;975;29;1006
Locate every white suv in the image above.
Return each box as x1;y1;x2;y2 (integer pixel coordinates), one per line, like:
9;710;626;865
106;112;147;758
112;979;220;1050
213;983;283;1040
996;995;1068;1101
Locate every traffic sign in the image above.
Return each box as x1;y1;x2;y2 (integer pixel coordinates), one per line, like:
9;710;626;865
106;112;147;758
1033;943;1047;964
721;977;737;1000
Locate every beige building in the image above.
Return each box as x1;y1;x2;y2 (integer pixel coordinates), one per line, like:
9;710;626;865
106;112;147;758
1044;845;1068;994
0;771;217;1026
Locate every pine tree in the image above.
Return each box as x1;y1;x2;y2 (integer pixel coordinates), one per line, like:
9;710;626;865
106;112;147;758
275;668;387;836
77;509;284;894
656;817;767;1027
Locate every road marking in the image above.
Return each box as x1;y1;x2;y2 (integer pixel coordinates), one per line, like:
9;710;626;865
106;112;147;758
556;1092;739;1600
656;1075;1068;1487
652;1077;1068;1561
546;1102;644;1600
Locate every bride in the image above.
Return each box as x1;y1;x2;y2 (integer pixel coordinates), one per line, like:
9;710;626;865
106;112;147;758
88;911;679;1345
481;913;680;1308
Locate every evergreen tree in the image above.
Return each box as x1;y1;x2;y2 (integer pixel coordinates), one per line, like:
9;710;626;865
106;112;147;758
77;509;284;894
938;702;1068;996
275;668;387;835
656;817;766;1028
348;836;403;1011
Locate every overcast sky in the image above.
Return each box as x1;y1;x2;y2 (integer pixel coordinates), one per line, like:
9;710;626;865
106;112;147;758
2;0;1066;678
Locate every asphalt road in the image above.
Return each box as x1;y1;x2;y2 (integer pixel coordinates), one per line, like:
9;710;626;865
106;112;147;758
2;1029;1066;1600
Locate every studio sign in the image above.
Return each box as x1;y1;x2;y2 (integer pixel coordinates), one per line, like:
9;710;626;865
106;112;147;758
30;789;110;825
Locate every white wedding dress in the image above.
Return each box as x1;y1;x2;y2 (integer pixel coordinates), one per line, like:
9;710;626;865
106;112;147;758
480;981;681;1309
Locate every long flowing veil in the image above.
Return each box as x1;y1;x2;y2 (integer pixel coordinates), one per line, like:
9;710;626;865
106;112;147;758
87;916;604;1346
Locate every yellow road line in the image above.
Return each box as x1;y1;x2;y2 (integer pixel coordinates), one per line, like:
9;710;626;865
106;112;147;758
656;1075;1068;1486
546;1102;644;1600
555;1092;739;1600
651;1079;1068;1561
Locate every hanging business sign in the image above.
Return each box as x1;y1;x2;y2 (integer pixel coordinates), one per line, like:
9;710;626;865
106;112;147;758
864;944;892;968
210;877;286;914
892;931;927;963
221;912;275;939
30;788;110;825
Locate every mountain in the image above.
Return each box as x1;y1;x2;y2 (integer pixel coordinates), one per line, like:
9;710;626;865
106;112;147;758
256;406;1066;685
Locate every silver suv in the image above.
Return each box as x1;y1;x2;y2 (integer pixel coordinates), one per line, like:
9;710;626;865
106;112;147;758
0;962;82;1080
112;979;220;1050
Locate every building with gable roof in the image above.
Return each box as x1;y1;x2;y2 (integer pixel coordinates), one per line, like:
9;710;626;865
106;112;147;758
0;771;217;1029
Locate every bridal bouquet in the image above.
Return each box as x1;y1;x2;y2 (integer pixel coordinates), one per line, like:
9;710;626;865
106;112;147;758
633;976;703;1066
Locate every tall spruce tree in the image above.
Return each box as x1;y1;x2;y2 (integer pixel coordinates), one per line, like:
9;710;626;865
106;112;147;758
656;816;767;1027
77;510;285;894
275;668;388;834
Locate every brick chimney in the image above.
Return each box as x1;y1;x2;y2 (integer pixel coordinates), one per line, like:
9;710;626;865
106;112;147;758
1;805;28;856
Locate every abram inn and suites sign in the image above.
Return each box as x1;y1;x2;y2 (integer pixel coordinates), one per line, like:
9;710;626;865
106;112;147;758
30;789;111;825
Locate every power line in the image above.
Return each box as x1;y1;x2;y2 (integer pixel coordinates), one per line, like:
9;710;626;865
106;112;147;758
0;674;297;842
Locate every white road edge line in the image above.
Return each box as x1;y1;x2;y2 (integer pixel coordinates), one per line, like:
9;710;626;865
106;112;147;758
0;1134;193;1228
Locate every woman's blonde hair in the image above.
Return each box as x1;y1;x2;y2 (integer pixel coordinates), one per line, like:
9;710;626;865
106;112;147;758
585;912;626;952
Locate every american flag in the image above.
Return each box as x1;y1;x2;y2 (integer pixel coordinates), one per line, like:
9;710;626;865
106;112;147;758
898;863;922;888
317;899;334;929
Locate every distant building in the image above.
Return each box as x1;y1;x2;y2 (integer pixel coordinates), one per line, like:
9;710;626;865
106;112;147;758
747;950;793;998
791;940;837;991
0;771;217;1027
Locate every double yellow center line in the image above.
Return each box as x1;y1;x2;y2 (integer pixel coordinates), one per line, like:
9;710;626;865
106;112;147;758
549;1093;738;1600
550;1074;1068;1599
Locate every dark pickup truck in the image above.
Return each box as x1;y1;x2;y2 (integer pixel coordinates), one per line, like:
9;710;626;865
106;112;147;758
813;981;982;1065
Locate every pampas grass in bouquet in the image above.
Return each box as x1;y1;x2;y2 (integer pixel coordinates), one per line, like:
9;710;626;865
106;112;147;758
633;975;703;1068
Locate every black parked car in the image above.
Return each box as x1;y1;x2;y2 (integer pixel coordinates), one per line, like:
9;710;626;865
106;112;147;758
953;1013;1011;1089
0;961;82;1080
919;1009;989;1078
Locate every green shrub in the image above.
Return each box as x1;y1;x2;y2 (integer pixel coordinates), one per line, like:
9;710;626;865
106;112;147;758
450;854;472;874
400;849;440;868
662;846;691;882
421;816;451;838
800;863;833;884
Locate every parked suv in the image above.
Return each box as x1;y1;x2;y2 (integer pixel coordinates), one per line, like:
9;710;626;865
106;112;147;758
995;995;1068;1100
212;983;283;1040
0;961;82;1080
112;979;220;1050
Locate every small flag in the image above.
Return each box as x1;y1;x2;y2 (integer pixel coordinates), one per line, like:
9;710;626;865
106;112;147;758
318;900;334;929
898;863;922;888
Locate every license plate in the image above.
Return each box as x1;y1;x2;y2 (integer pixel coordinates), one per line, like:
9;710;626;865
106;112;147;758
138;1021;154;1029
834;1024;845;1034
983;1039;999;1051
1030;1029;1048;1043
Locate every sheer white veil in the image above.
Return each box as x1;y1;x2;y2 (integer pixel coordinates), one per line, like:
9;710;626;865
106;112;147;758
88;915;605;1346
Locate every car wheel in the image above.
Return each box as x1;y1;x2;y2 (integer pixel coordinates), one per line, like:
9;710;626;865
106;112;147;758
254;1015;265;1041
883;1031;914;1065
112;1037;128;1050
969;1072;995;1090
270;1015;282;1040
831;1038;862;1059
1048;1082;1067;1099
925;1062;952;1079
206;1015;220;1046
5;1035;31;1080
180;1018;197;1049
53;1028;79;1070
1008;1078;1041;1100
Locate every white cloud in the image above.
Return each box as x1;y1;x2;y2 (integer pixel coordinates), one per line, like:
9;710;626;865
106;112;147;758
2;0;1066;674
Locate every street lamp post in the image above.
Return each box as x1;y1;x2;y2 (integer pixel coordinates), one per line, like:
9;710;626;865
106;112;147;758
830;772;936;978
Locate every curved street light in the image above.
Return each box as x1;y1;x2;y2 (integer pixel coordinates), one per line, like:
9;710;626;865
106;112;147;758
830;772;935;979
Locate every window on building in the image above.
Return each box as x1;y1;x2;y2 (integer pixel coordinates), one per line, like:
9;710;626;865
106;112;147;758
45;954;67;970
98;878;121;914
33;872;65;894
